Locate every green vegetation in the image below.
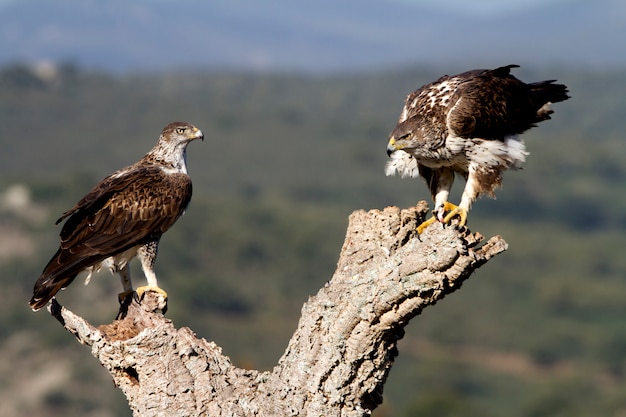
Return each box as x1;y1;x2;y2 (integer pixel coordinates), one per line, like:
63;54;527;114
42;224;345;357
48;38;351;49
1;63;625;416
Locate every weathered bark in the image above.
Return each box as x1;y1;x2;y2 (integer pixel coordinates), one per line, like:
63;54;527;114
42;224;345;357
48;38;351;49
48;203;507;416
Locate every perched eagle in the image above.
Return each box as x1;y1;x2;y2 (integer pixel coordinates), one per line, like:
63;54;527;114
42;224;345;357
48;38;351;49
385;65;569;233
29;122;203;310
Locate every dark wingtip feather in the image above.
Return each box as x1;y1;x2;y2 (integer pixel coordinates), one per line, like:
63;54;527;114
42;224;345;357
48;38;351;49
530;80;570;104
29;264;78;311
29;279;57;311
491;64;520;76
29;294;48;311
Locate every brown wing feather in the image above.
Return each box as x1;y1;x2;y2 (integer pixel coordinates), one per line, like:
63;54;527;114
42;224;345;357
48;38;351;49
29;166;192;309
60;166;190;248
447;65;569;140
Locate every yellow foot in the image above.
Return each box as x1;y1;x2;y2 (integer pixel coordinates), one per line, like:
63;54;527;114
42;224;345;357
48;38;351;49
441;203;468;227
417;216;438;234
417;202;464;234
136;285;168;313
136;285;168;300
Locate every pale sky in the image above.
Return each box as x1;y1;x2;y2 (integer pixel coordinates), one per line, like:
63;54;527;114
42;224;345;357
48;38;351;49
392;0;566;16
0;0;565;15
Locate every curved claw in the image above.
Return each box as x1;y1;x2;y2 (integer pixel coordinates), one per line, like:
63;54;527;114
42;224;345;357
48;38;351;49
436;202;460;222
442;205;468;227
417;202;468;234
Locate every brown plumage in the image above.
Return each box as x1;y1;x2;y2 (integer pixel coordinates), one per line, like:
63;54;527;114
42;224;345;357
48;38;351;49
385;65;569;233
29;122;203;310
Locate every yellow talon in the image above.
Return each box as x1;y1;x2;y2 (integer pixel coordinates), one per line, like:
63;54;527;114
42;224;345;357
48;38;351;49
417;202;468;234
417;216;438;234
136;285;168;299
441;204;468;227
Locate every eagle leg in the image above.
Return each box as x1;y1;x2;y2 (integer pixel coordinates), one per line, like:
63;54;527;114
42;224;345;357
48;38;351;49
134;241;168;311
117;264;134;304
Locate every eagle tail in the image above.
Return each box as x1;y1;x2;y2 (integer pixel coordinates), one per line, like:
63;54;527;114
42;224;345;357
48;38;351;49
29;273;77;310
29;248;101;310
529;80;570;121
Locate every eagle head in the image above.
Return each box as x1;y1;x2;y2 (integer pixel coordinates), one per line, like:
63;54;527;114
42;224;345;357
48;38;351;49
162;121;204;144
386;118;419;157
145;122;204;173
385;120;421;178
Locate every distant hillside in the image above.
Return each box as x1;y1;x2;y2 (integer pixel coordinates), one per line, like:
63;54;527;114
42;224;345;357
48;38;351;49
3;65;626;417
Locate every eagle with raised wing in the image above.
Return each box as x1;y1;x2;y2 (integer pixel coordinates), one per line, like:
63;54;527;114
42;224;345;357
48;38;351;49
385;65;569;233
29;121;203;310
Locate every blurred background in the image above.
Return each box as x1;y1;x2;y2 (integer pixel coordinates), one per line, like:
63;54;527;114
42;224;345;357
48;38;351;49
1;0;625;416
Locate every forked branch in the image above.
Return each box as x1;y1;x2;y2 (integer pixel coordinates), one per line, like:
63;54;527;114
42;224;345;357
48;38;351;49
49;203;507;417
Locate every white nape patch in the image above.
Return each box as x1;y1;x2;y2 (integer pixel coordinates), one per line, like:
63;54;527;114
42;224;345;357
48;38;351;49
467;135;528;168
385;151;420;178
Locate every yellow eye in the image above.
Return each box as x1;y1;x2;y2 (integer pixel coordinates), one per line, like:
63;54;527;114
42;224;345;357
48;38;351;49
176;127;185;134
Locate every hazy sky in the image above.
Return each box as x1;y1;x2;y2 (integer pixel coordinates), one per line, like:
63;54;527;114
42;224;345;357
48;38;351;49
0;0;565;15
394;0;566;16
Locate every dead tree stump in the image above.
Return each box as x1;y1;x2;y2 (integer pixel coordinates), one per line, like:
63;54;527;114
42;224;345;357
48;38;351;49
48;204;508;416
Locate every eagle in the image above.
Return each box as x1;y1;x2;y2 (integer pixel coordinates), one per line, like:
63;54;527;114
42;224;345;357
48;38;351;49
29;121;203;311
385;65;569;233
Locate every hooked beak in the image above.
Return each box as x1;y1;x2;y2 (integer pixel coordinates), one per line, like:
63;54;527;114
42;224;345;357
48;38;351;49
386;137;397;157
191;127;204;141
